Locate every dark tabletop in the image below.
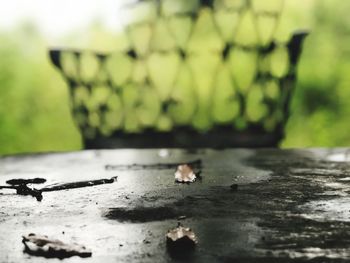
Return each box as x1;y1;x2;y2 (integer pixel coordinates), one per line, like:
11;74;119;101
1;148;350;262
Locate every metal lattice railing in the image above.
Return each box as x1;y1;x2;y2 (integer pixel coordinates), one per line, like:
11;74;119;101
49;0;308;148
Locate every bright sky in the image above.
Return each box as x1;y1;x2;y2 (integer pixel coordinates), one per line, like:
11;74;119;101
0;0;127;37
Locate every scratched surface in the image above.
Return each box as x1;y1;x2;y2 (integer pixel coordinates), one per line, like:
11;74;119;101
1;148;350;262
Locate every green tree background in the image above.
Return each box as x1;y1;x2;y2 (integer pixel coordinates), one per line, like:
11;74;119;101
0;0;349;155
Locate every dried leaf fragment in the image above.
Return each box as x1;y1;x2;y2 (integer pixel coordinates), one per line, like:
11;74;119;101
166;224;197;253
22;233;92;259
175;164;196;183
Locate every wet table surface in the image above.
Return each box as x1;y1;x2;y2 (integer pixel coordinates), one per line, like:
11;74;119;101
1;148;350;262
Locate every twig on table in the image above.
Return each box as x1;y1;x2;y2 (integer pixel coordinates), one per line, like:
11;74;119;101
105;159;202;171
0;185;43;201
0;176;118;202
40;176;118;192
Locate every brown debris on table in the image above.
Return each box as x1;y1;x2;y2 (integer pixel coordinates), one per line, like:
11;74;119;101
22;233;92;259
175;164;197;183
166;224;197;258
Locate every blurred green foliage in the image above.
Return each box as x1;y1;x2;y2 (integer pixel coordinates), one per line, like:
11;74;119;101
0;0;349;155
0;23;79;154
283;0;350;147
